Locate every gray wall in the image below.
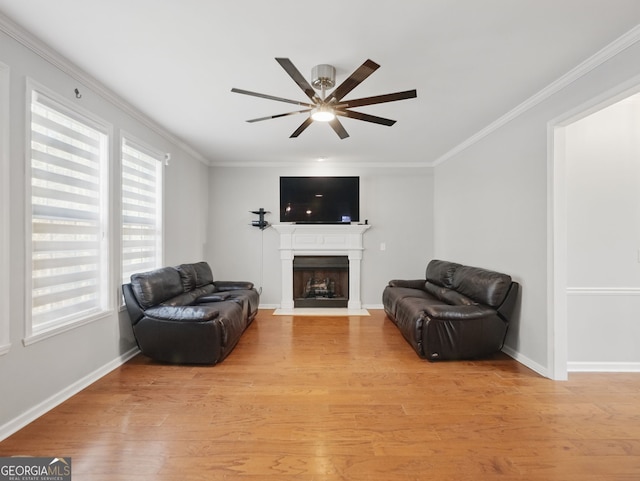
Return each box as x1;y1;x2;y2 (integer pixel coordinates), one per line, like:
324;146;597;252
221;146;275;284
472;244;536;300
206;165;434;307
433;37;640;375
0;28;210;436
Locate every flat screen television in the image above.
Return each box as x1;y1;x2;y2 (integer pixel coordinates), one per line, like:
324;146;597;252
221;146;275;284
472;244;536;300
280;176;360;224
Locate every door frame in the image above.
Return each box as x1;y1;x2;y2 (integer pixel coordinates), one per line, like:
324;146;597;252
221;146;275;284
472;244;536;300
547;76;640;380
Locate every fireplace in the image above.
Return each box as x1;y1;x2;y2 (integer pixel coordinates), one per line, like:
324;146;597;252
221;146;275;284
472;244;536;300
272;224;370;312
293;256;349;308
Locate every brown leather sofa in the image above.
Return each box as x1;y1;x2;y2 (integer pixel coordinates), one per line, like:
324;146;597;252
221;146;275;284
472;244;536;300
123;261;259;364
383;259;519;361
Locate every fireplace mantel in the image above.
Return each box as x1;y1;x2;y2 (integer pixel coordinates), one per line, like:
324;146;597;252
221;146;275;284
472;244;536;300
272;224;370;311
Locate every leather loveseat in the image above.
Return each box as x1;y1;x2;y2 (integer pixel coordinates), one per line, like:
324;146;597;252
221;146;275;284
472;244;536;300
123;261;259;364
383;259;519;361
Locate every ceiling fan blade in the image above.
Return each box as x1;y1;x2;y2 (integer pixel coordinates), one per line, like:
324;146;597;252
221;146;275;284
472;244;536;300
247;109;312;123
290;117;314;138
324;59;380;103
329;118;350;139
335;89;417;109
231;88;314;107
276;58;321;103
336;110;396;126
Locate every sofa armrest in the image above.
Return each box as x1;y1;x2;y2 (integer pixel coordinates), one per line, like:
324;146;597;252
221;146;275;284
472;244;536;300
144;305;220;322
122;283;144;325
194;292;233;303
423;304;496;320
388;279;425;290
213;281;255;291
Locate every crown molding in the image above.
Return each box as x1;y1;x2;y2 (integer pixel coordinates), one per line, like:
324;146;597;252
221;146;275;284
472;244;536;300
0;12;212;166
209;160;434;169
431;24;640;167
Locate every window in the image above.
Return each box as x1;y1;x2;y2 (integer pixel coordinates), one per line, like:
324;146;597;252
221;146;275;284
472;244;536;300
120;136;163;288
26;83;110;342
0;62;9;354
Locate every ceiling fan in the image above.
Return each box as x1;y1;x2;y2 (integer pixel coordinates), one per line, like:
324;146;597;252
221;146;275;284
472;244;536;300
231;58;417;139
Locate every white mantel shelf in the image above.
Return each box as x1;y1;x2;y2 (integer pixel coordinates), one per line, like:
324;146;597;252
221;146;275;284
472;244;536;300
272;224;371;311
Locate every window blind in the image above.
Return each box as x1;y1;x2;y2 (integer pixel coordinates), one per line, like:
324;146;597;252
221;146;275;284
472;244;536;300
121;137;163;286
30;90;109;330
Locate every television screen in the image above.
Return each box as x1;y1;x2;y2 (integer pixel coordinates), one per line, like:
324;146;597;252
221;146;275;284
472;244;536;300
280;176;360;223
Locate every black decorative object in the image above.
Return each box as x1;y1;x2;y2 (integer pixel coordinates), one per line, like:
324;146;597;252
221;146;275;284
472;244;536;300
251;208;270;230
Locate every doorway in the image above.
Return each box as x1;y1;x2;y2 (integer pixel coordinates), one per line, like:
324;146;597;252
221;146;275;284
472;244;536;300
550;86;640;379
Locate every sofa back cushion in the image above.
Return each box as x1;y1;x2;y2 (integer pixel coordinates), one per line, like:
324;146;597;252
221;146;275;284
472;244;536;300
130;266;183;309
177;262;214;292
451;265;512;308
425;259;461;288
424;282;476;306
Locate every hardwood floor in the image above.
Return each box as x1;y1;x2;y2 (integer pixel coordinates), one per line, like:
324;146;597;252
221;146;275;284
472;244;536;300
1;309;640;480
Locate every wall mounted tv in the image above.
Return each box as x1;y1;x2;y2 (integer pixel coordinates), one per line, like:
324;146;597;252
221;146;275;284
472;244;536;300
280;176;360;224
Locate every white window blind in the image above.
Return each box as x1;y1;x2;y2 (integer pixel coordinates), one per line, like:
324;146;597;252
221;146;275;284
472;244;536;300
29;88;109;334
121;137;163;286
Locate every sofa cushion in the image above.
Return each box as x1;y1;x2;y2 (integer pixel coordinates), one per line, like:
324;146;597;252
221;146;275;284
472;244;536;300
213;280;255;291
388;279;426;289
160;284;216;307
423;303;495;320
382;286;436;320
131;267;184;309
424;282;476;306
451;265;512;308
144;305;220;322
426;260;461;288
177;261;214;291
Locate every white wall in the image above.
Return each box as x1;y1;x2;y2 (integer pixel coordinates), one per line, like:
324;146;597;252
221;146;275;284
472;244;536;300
206;165;434;307
0;26;210;437
434;36;640;376
565;94;640;367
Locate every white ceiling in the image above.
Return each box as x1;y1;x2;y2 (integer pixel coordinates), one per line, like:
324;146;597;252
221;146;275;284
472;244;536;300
1;0;639;166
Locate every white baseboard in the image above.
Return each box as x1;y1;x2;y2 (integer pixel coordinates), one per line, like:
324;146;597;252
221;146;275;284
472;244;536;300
260;304;385;311
363;304;384;310
501;345;550;379
568;361;640;372
258;303;280;309
0;347;140;442
273;308;370;316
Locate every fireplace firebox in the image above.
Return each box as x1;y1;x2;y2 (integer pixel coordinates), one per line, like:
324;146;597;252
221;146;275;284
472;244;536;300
293;256;349;308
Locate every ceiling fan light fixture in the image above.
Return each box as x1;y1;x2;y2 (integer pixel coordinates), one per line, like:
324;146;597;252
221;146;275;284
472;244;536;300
232;58;417;138
311;64;336;90
311;105;335;122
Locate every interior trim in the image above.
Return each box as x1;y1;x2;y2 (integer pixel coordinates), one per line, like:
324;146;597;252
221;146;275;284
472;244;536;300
432;24;640;167
0;61;9;356
0;347;139;442
568;361;640;372
0;12;211;166
566;287;640;296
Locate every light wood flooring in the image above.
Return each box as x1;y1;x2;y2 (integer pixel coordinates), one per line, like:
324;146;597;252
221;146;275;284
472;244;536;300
1;309;640;480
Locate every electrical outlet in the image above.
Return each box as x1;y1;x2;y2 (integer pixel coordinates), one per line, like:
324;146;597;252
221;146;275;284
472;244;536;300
380;242;386;251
